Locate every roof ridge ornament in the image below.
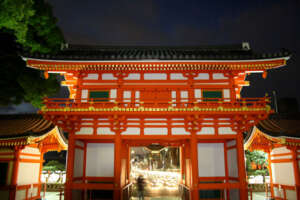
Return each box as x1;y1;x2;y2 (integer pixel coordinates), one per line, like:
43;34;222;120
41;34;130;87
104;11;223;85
242;42;250;50
61;43;69;50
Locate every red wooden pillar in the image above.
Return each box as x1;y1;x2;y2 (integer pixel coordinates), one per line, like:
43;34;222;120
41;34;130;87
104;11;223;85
190;133;199;200
181;144;186;185
37;149;45;199
184;141;191;188
65;133;75;200
236;133;248;200
224;141;230;200
291;148;300;199
10;148;21;200
83;142;87;200
114;133;121;200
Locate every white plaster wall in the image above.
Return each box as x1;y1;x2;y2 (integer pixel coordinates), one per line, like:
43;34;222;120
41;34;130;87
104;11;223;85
271;146;291;155
180;91;188;102
197;127;215;135
21;147;40;155
97;127;115;135
86;143;114;177
144;128;168;135
172;91;176;99
123;91;131;102
170;73;187;80
271;155;292;160
223;89;230;100
122;128;140;135
135;91;140;99
73;148;84;178
226;140;236;148
194;89;201;99
15;189;26;200
218;127;236;135
32;187;38;198
75;127;93;135
17;162;40;185
227;149;238;177
19;155;40;160
144;73;167;80
171;128;190;135
271;162;295;185
273;187;281;198
84;73;99;80
75;140;84;147
198;143;225;177
110;89;117;99
81;89;88;102
144;118;167;121
213;73;228;79
102;73;117;80
286;190;297;200
195;73;209;80
124;73;140;80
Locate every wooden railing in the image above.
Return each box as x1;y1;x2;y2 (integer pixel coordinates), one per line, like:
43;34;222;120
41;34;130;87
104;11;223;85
179;184;191;200
0;183;42;200
42;97;269;111
273;183;297;200
121;182;133;200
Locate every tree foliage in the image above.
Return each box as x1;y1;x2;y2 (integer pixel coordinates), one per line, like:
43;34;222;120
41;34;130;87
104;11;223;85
43;160;65;172
0;32;60;108
245;150;269;179
0;0;64;53
0;0;64;107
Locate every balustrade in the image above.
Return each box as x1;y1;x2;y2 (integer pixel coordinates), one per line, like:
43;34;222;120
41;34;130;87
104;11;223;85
43;97;269;111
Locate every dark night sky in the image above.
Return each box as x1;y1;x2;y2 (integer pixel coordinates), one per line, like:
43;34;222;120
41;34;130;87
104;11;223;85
1;0;299;113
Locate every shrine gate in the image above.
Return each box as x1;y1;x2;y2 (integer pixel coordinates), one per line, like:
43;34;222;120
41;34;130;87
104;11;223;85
24;43;290;199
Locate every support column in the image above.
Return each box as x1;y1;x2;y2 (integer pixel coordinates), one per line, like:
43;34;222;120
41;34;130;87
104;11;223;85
114;133;121;200
10;148;21;200
224;142;230;200
267;150;274;198
236;133;248;200
38;149;45;199
190;133;199;200
83;142;87;200
291;148;300;199
181;144;186;185
65;133;75;200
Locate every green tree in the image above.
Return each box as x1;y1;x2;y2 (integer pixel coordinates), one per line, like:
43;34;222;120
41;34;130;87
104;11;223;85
0;0;64;107
43;160;65;183
43;160;65;172
0;0;35;44
245;150;269;183
0;0;64;53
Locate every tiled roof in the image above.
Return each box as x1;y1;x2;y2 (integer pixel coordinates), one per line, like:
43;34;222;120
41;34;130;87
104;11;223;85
22;43;291;61
0;114;55;139
256;114;300;138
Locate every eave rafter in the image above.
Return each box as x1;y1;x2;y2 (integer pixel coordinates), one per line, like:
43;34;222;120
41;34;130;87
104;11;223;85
26;59;288;72
245;127;300;151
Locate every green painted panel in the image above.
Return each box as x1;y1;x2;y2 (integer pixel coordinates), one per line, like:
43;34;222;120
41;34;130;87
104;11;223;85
89;91;109;101
199;189;222;199
203;90;222;101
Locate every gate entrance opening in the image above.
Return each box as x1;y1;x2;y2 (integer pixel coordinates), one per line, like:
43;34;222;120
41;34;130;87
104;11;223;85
130;145;181;197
